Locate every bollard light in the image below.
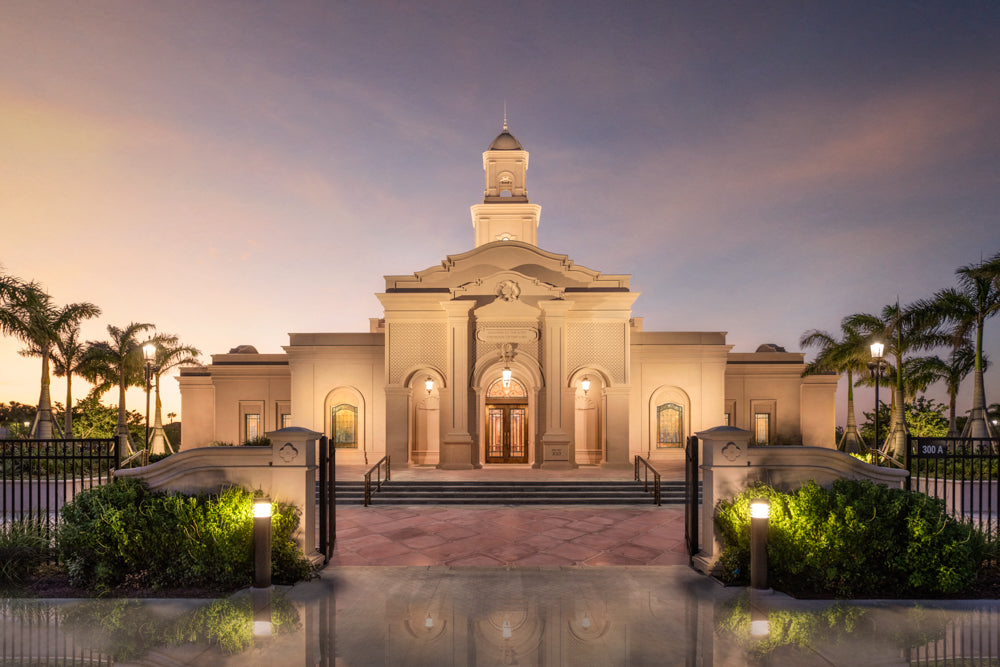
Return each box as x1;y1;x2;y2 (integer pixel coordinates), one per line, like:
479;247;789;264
750;603;770;637
750;499;770;590
253;498;272;588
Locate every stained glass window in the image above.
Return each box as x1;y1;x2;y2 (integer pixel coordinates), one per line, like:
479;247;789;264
486;377;527;398
331;404;358;448
754;413;770;445
656;403;682;448
244;413;261;443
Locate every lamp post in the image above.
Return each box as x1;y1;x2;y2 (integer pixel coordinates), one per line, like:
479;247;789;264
868;342;886;454
142;342;158;452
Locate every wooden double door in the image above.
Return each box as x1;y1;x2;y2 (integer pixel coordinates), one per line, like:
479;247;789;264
485;403;529;464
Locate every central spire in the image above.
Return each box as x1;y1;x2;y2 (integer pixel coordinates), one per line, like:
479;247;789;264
471;120;541;247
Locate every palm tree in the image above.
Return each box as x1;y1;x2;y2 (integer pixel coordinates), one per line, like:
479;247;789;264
845;302;945;461
10;287;101;439
906;347;981;436
800;321;870;454
51;322;100;436
927;252;1000;438
84;322;155;454
146;334;200;454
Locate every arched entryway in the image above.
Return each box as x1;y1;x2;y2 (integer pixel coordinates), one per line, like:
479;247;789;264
484;376;529;463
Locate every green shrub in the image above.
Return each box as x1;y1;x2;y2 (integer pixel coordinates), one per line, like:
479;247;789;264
0;519;49;585
715;480;986;597
59;478;312;592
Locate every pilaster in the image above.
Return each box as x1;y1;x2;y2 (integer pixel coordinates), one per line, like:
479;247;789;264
538;299;575;468
438;300;476;470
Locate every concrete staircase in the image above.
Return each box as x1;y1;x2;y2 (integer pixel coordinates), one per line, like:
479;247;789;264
333;479;698;506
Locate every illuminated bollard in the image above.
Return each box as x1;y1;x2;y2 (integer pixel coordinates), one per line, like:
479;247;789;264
253;498;272;589
750;499;769;590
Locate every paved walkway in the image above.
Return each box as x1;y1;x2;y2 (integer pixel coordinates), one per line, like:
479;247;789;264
330;505;690;567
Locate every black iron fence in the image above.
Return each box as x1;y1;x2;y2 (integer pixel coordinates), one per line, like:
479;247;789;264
906;435;999;551
1;437;119;559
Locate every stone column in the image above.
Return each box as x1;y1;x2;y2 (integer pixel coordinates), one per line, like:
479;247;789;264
538;299;575;469
691;426;751;575
384;386;410;469
266;427;321;562
602;386;632;467
438;300;475;470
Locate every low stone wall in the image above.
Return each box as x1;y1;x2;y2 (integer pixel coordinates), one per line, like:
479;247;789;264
693;425;909;574
115;427;322;558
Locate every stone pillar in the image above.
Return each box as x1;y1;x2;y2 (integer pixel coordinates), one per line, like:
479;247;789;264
266;427;321;561
438;300;476;470
385;386;410;469
691;426;751;575
538;299;575;469
603;386;631;467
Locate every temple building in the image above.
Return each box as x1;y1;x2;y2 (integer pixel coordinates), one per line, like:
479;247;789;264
178;123;837;468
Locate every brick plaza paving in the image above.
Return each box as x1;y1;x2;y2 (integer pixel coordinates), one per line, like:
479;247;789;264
329;505;690;567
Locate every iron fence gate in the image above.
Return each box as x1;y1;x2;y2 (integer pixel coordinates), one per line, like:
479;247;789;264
1;437;119;562
317;435;335;562
685;435;699;561
906;435;999;556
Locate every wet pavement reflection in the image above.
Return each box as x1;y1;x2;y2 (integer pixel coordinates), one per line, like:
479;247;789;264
2;566;998;665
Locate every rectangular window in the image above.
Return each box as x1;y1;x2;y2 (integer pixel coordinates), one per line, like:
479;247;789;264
754;413;770;445
331;404;358;448
723;413;730;427
244;413;261;443
281;413;292;429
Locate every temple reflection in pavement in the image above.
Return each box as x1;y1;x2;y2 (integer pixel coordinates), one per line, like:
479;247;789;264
3;566;999;665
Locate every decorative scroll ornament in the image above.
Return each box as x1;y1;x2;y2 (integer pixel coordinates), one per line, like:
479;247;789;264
496;280;521;303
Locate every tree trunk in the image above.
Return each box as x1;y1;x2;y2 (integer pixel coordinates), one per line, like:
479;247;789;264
148;373;170;455
838;370;865;454
32;349;57;439
64;372;74;436
116;367;134;455
947;388;959;438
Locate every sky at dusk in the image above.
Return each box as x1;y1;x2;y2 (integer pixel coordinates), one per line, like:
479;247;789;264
2;1;999;427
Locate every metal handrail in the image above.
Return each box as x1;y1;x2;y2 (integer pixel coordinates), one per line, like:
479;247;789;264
118;448;149;469
363;455;390;506
634;455;661;506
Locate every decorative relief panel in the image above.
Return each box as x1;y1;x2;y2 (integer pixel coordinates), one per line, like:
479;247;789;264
473;320;540;373
567;322;626;383
388;322;447;384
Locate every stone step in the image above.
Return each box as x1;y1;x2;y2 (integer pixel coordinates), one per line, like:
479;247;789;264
326;480;700;506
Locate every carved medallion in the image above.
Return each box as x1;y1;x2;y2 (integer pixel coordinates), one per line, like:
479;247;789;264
496;280;521;302
279;442;299;463
721;442;742;462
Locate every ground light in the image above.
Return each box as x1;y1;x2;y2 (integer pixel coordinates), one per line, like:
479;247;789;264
253;498;272;589
750;499;770;590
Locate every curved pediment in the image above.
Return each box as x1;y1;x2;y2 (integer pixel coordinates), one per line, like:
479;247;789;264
384;241;631;293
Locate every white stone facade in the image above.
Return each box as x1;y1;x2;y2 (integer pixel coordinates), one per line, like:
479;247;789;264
179;126;837;468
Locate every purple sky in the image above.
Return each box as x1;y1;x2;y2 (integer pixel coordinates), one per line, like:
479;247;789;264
2;1;999;425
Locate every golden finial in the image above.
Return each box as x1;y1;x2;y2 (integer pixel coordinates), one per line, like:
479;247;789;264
503;101;508;132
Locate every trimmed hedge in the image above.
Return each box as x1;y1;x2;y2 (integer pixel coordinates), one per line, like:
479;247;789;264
715;480;986;597
59;478;312;592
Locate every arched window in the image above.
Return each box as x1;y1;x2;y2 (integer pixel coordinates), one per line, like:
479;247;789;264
656;403;683;448
486;377;527;398
331;403;358;448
